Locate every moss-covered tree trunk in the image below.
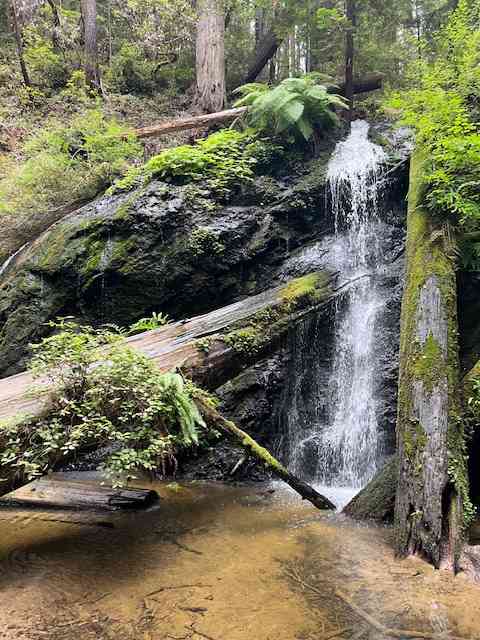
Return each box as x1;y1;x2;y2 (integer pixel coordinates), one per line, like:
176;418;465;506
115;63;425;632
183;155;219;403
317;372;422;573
395;150;467;570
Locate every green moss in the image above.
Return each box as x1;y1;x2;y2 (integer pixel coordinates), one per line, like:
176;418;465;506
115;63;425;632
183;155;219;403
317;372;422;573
221;272;331;357
412;334;444;393
188;228;225;259
280;272;325;306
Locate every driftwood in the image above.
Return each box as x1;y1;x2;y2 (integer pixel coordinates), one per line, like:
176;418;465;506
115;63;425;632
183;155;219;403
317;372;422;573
194;394;336;511
0;477;158;511
121;75;383;141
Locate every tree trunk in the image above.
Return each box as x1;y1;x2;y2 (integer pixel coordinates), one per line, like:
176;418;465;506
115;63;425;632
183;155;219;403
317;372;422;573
394;150;467;571
195;0;225;113
344;0;356;120
10;0;30;88
194;395;336;510
81;0;99;90
244;27;281;85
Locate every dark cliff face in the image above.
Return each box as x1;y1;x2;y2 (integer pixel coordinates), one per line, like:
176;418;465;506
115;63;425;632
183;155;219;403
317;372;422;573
0;157;334;378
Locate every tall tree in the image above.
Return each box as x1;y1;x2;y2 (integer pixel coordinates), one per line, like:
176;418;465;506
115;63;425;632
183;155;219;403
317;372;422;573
195;0;225;113
81;0;99;90
344;0;356;120
10;0;31;88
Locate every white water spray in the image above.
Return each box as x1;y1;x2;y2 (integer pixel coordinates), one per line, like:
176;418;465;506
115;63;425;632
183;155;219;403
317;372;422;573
317;120;386;488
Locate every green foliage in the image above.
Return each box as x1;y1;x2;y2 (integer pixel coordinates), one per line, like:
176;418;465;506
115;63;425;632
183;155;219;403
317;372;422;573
115;129;280;198
233;74;347;141
129;312;170;335
0;320;208;487
24;30;68;90
0;109;142;216
386;0;480;268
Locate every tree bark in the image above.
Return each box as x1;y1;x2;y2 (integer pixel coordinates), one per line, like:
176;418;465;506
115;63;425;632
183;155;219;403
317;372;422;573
81;0;99;90
394;150;466;570
244;27;280;85
10;0;31;88
0;478;158;511
194;395;336;510
195;0;225;113
344;0;356;121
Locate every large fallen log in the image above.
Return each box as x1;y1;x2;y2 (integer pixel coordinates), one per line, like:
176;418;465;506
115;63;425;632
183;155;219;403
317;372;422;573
194;394;335;510
0;477;158;511
121;75;384;141
123;107;248;140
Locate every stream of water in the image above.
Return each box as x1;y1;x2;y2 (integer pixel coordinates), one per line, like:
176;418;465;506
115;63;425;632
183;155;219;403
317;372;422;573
285;121;389;498
1;478;479;640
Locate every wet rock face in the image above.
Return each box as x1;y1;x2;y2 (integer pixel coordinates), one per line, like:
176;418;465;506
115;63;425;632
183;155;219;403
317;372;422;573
0;162;333;377
459;271;480;374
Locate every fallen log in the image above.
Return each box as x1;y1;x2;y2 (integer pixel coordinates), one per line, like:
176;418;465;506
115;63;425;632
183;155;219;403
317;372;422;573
0;477;158;511
123;107;247;140
194;394;336;511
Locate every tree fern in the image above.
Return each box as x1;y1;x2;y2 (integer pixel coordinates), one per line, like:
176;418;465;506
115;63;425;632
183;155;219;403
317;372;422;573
233;74;347;141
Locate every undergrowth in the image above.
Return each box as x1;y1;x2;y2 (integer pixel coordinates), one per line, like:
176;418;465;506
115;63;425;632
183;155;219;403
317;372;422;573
0;320;211;488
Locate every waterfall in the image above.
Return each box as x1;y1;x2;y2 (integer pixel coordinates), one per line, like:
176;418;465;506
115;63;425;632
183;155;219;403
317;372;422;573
282;120;389;499
317;120;386;488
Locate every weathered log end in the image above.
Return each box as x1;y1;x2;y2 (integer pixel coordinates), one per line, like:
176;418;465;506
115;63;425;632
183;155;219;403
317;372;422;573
394;150;467;570
344;457;397;522
0;477;159;511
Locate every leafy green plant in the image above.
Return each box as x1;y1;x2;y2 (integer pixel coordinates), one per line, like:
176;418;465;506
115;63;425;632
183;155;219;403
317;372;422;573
385;0;480;267
233;74;347;141
129;312;170;335
0;320;208;487
112;129;281;198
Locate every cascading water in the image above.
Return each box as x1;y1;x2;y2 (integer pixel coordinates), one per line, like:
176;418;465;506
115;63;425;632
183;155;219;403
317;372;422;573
317;120;386;488
281;120;390;502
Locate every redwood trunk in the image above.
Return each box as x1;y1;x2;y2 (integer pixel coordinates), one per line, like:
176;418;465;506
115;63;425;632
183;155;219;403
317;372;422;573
345;0;356;120
394;150;467;570
10;0;30;88
81;0;99;90
195;0;225;113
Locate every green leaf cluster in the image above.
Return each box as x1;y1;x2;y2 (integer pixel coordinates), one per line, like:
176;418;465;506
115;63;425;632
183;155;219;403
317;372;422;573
112;129;281;198
0;320;208;488
233;74;346;141
129;312;170;336
385;0;480;267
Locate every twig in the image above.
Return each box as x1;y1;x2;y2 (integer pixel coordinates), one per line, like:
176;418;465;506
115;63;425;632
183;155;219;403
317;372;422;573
186;624;218;640
145;584;212;598
170;539;203;555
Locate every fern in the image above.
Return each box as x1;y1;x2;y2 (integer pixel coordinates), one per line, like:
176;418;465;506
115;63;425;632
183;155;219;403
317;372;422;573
233;74;347;141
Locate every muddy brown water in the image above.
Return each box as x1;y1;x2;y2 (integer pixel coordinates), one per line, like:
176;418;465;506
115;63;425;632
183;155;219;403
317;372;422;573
1;480;480;640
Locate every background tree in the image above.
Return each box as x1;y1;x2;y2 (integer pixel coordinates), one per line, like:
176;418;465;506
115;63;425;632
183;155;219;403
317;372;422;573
81;0;99;90
195;0;225;113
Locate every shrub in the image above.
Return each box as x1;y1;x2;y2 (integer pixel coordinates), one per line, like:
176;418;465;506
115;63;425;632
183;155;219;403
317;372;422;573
0;320;209;487
385;0;480;268
233;74;347;141
129;312;170;335
113;129;281;198
0;109;142;216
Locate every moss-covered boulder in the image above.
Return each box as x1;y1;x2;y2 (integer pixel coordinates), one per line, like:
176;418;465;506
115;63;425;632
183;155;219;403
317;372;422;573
0;157;334;377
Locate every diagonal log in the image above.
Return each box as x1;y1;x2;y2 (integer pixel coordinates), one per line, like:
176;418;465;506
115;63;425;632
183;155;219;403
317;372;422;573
194;394;335;510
